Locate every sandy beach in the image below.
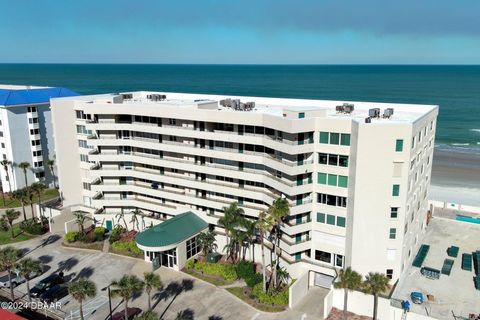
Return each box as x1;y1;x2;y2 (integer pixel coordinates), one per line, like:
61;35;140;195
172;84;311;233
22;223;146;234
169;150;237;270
430;149;480;206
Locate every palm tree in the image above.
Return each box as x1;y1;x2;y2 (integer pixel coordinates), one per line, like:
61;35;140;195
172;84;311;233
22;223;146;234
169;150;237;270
218;202;243;246
26;186;36;221
257;211;272;292
16;258;42;303
47;159;57;189
115;211;128;231
2;209;20;238
363;272;390;320
143;272;162;310
17;162;31;188
276;266;290;287
68;278;97;320
73;211;87;235
268;197;289;289
12;189;29;222
0;247;21;300
1;159;13;192
110;275;144;320
137;311;159;320
130;208;142;231
0;183;5;206
30;182;47;224
197;231;217;256
334;267;363;320
239;217;256;261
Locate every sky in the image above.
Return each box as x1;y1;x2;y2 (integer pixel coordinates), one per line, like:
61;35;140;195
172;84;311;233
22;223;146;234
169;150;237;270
1;0;479;64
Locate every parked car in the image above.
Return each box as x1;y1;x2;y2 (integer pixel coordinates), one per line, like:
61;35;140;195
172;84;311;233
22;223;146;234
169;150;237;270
30;274;64;298
40;284;69;303
0;267;43;288
411;291;424;304
111;308;142;320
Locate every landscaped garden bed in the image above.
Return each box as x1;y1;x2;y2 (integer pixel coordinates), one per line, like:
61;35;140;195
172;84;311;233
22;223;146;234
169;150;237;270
0;212;48;245
63;225;106;251
108;226;143;259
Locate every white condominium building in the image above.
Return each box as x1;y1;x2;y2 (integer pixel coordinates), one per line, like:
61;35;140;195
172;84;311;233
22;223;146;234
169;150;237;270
0;85;78;192
51;91;437;282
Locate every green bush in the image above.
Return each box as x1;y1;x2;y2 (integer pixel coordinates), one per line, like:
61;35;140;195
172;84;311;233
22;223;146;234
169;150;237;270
21;220;45;235
193;261;237;282
64;231;79;243
94;227;106;241
109;225;124;244
78;231;96;243
111;240;143;257
245;272;263;288
185;259;195;269
235;261;255;279
251;282;289;305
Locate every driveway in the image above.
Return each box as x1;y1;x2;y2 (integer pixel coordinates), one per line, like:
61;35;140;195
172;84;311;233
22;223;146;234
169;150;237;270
1;234;325;320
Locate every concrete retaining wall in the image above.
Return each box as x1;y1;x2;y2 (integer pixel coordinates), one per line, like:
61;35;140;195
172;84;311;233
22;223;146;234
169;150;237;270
288;270;309;308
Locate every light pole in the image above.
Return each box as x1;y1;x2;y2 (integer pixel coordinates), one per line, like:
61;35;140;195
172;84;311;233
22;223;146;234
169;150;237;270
101;284;113;320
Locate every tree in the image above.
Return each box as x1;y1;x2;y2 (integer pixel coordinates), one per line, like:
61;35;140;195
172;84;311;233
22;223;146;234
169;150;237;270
47;159;57;189
276;266;290;287
16;258;42;303
30;182;47;210
12;189;29;222
256;211;272;292
17;162;30;188
73;211;87;235
268;197;289;290
68;278;97;320
333;267;363;320
115;211;128;231
363;272;390;320
239;218;256;261
1;159;13;192
143;272;162;310
130;208;142;231
218;202;245;262
137;311;159;320
26;187;36;221
2;209;20;239
197;231;217;256
0;247;21;300
110;275;144;320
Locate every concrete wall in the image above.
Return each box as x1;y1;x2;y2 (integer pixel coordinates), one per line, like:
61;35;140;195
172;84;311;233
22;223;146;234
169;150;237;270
288;270;309;308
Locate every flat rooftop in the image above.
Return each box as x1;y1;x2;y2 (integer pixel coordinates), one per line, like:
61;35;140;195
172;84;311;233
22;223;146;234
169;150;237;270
392;217;480;319
0;86;78;107
56;91;438;124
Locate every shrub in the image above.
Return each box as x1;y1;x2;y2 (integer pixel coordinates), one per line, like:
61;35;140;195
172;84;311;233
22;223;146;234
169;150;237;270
193;261;237;282
94;227;106;241
245;272;263;288
78;231;96;243
21;220;45;235
185;259;195;269
65;231;79;243
251;282;289;306
109;225;124;244
111;240;143;257
235;261;255;279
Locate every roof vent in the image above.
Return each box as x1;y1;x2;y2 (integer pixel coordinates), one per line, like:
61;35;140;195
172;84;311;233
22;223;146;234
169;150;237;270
121;93;133;100
365;117;372;123
383;108;394;118
369;108;380;118
147;94;166;101
336;103;354;114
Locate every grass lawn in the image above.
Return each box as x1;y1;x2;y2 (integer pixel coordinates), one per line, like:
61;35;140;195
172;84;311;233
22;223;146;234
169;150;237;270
0;188;59;209
226;287;286;313
0;223;37;244
183;268;235;286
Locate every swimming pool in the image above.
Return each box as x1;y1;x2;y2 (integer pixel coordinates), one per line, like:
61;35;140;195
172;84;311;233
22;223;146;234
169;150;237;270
456;215;480;224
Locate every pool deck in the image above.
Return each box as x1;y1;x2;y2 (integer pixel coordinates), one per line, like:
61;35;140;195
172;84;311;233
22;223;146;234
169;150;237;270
433;206;480;220
392;217;480;319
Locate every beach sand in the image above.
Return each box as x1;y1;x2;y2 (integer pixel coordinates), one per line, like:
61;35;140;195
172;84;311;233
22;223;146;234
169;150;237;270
430;149;480;206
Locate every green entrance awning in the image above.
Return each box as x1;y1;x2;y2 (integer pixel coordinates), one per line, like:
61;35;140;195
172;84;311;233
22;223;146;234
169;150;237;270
135;211;208;250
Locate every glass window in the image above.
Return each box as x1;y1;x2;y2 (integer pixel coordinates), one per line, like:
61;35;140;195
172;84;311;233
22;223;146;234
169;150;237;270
392;184;400;196
326;214;336;225
315;250;331;263
386;269;393;279
339;155;349;167
328;154;338;166
329;133;340;145
389;228;397;239
327;174;337;186
390;207;398;218
298;112;305;119
319;132;329;144
317;212;325;223
318;153;328;164
186;236;201;259
395;139;404;152
337;216;346;227
317;173;327;184
340;134;350;146
335;254;344;267
338;176;348;188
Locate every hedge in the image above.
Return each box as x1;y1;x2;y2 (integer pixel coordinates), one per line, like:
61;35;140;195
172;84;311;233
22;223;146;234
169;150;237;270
188;261;237;282
64;231;79;243
251;282;289;305
111;240;143;257
94;227;106;241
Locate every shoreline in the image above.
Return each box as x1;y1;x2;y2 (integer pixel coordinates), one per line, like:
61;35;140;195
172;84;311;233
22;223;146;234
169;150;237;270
430;148;480;206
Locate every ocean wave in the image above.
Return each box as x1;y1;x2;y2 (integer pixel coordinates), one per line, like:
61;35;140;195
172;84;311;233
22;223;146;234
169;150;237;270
435;143;480;155
451;143;470;146
470;129;480;133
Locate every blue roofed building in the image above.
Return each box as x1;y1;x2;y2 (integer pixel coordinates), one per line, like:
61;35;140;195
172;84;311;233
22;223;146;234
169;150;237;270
0;85;79;193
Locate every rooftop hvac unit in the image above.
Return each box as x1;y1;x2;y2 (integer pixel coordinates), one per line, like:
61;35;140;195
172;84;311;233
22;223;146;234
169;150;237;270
343;103;354;113
369;108;380;118
121;93;133;100
383;108;394;118
365;117;372;123
147;94;166;101
244;102;255;111
336;105;344;113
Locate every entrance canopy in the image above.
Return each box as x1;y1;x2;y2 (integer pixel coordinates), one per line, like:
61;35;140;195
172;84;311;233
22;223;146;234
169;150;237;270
135;211;208;251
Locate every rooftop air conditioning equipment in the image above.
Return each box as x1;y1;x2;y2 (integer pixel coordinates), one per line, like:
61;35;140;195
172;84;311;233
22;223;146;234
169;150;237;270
343;103;354;113
369;108;380;118
336;105;344;113
245;102;255;111
383;108;394;118
365;117;372;123
160;94;166;100
121;93;133;100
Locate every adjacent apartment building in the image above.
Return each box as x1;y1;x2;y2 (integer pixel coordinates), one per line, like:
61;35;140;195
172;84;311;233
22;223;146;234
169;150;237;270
0;85;78;192
51;91;438;283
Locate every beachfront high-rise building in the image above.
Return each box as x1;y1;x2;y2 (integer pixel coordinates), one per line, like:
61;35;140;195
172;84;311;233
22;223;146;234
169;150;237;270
0;85;78;192
51;91;437;283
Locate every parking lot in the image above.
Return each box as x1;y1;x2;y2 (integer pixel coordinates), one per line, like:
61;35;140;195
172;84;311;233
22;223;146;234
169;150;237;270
1;233;321;320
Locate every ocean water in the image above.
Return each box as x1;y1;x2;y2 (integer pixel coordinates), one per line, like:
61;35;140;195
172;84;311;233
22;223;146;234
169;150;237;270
0;64;479;152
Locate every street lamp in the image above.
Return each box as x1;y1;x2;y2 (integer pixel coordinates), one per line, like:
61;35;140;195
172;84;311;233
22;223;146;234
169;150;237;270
101;284;113;320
